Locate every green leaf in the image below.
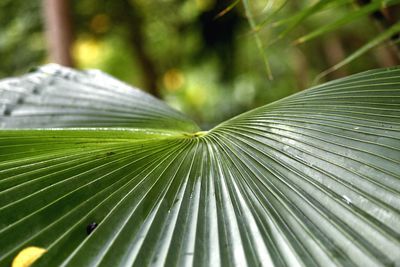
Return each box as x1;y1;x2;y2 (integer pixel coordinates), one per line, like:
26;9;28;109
214;0;240;19
315;21;400;82
270;0;348;29
242;0;273;80
0;64;199;133
295;0;400;44
1;65;400;266
276;0;344;41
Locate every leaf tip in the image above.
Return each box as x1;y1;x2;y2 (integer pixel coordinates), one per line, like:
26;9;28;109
12;246;47;267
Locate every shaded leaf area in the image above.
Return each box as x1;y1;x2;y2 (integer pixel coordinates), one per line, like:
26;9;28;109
0;64;199;132
0;65;400;266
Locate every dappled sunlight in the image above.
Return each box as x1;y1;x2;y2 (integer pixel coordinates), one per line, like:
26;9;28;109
73;38;103;67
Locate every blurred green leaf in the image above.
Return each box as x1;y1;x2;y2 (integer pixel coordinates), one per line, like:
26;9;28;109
270;0;349;29
315;21;400;82
295;0;400;44
215;0;240;19
276;0;345;41
242;0;273;80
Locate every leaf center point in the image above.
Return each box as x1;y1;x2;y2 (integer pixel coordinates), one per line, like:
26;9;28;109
185;130;209;138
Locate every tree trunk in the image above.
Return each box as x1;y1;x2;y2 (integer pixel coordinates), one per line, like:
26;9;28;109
42;0;74;66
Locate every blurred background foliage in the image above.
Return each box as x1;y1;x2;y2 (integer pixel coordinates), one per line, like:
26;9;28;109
0;0;399;129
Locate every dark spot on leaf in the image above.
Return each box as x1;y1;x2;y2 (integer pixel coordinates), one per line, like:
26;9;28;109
106;151;115;156
3;108;11;116
86;222;98;235
48;79;56;86
28;66;39;73
32;87;41;94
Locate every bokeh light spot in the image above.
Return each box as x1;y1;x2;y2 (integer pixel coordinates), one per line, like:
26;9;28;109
163;68;185;92
90;14;110;34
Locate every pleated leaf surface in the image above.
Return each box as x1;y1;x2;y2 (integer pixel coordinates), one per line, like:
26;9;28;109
0;65;399;267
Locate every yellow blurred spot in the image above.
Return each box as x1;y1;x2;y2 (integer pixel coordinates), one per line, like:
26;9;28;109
196;0;215;11
163;69;185;92
186;85;206;108
193;131;208;137
90;14;110;33
73;38;102;67
12;246;46;267
183;130;209;138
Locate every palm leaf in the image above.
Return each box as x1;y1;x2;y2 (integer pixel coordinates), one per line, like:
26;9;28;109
1;65;399;266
